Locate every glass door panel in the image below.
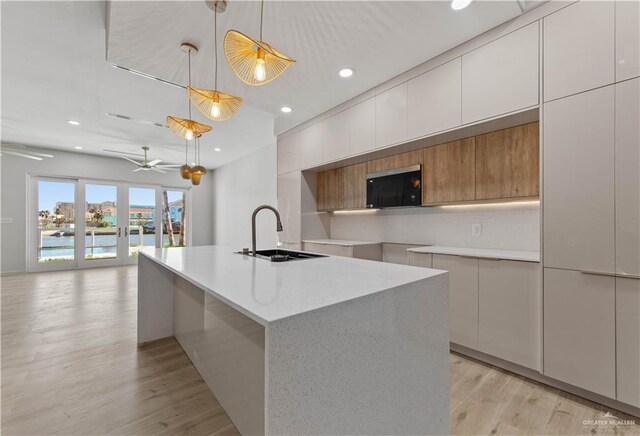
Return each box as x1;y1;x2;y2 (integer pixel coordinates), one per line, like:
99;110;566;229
36;179;76;265
162;189;186;248
84;184;118;261
128;187;156;257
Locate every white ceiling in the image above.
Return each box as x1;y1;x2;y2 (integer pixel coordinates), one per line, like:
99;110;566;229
2;1;536;169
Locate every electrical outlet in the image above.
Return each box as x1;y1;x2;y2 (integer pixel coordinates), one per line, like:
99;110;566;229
472;223;482;237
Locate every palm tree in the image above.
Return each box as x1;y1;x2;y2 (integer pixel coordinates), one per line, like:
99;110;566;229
162;191;175;246
39;210;50;227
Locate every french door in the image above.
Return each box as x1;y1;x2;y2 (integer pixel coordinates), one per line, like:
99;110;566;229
29;176;189;272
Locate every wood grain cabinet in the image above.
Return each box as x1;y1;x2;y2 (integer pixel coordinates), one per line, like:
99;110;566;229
422;138;475;205
543;268;616;399
475;122;539;200
349;98;376;156
375;83;408;148
616;0;640;82
367;150;422;174
432;254;479;349
543;86;615;272
543;0;615;102
478;259;540;370
616;277;640;408
408;58;462;140
342;163;366;209
461;22;539;124
322;110;350;163
615;78;640;276
316;163;366;211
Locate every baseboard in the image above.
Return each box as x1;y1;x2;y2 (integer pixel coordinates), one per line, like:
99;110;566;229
450;343;640;419
1;270;26;277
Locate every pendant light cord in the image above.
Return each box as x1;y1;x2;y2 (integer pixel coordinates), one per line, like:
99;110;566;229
187;49;192;119
214;9;218;89
185;139;188;165
259;0;264;41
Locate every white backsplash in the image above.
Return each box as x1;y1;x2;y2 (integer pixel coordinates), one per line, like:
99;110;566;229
329;202;540;251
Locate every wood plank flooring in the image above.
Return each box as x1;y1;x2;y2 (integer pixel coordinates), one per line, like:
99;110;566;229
2;266;638;435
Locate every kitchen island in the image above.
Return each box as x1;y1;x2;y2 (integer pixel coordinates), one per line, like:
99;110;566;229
138;245;449;435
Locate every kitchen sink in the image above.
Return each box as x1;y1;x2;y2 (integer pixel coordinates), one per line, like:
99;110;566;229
236;249;327;262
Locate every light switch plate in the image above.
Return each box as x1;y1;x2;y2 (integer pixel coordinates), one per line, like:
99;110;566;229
472;223;482;237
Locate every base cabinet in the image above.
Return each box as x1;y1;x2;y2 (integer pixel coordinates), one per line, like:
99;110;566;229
302;242;382;262
408;252;432;268
432;255;479;349
616;277;640;408
543;268;616;399
478;259;540;370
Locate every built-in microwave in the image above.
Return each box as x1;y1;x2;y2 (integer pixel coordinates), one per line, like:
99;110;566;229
366;165;422;209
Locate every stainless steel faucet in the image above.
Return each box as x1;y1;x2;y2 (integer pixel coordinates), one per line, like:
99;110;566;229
252;205;283;256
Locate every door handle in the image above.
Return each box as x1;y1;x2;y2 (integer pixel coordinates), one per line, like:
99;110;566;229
117;227;121;237
125;227;128;237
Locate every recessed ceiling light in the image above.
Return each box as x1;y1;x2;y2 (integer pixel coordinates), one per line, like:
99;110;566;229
74;146;83;150
214;147;222;152
68;120;80;126
280;106;292;113
339;68;354;78
451;0;472;10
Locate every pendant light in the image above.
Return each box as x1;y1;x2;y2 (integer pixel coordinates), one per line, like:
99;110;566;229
188;1;243;121
179;139;192;180
223;0;295;86
167;43;213;140
190;137;207;185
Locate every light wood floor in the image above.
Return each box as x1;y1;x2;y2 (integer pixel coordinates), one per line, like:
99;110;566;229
2;266;638;435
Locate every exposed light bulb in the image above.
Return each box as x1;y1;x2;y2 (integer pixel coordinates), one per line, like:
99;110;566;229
210;101;221;119
185;130;194;140
254;59;266;82
254;47;266;82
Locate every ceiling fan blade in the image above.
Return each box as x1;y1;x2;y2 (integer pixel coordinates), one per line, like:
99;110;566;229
24;151;54;158
147;159;162;167
133;167;146;172
151;167;167;174
103;148;145;157
0;150;44;160
121;156;143;166
157;164;181;168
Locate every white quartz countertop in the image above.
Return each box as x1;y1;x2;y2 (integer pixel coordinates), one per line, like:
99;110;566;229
139;245;446;326
303;239;381;246
407;246;540;262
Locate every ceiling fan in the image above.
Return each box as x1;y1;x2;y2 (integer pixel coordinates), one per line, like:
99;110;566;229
0;143;54;160
120;146;180;174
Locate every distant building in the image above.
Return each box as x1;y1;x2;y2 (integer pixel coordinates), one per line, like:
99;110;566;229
54;202;75;222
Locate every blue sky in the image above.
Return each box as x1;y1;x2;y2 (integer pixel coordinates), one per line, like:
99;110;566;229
38;181;182;212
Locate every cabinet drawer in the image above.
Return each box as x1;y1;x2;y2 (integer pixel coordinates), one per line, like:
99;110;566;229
478;259;540;370
543;268;615;398
302;242;352;258
432;254;479;349
408;252;432;268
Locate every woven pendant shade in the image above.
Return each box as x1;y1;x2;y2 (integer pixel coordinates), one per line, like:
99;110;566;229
188;87;243;122
166;116;212;140
224;30;295;86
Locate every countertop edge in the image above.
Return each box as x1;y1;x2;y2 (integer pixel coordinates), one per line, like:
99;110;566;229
406;246;540;263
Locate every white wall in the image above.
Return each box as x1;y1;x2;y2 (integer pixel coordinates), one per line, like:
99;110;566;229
212;143;277;249
329;202;540;251
0;147;213;274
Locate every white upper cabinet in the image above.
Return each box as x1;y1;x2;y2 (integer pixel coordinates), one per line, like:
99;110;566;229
322;110;350;163
349;98;376;156
299;122;323;169
277;132;300;175
408;58;462;140
543;1;615;102
615;78;640;276
616;0;640;81
461;22;539;124
375;83;408;148
543;86;615;272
